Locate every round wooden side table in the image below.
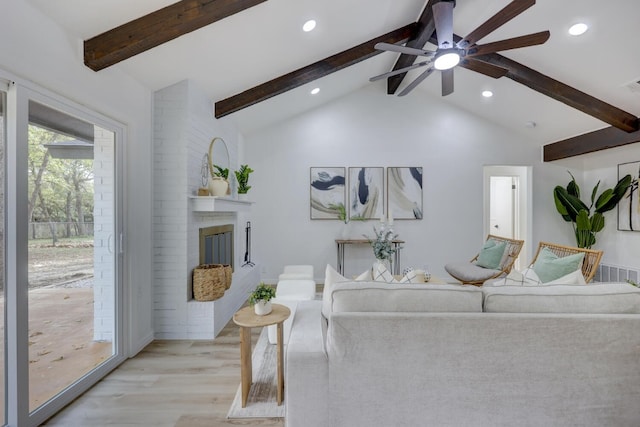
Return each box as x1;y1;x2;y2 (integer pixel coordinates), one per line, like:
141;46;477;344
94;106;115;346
232;303;291;408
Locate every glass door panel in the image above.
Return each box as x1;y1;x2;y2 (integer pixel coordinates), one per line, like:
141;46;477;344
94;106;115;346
26;101;116;411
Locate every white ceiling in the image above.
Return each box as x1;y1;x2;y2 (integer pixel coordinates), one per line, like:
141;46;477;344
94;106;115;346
27;0;640;142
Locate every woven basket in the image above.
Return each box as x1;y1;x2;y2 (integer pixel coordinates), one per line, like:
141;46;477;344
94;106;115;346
193;264;232;301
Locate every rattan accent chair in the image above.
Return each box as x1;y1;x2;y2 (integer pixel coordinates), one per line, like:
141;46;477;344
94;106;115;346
529;242;603;283
445;235;525;286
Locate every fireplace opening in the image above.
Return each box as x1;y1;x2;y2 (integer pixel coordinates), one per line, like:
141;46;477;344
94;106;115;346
199;225;234;271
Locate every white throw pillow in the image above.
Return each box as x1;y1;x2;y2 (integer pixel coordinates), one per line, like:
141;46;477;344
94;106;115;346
373;262;396;283
372;262;422;284
398;269;419;283
355;268;373;281
544;268;587;285
322;264;349;318
486;267;586;287
485;267;541;287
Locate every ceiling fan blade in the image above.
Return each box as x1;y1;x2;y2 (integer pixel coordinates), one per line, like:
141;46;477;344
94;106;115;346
467;31;550;56
459;0;536;48
432;1;454;49
398;67;435;97
441;69;454;96
374;42;435;57
459;58;509;79
369;60;432;82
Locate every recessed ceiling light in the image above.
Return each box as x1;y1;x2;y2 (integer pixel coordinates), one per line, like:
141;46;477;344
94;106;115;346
482;90;493;98
310;87;320;95
568;23;588;36
303;20;316;32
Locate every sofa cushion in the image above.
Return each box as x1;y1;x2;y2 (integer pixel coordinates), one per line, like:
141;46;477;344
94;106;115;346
532;247;585;283
476;240;506;269
329;282;483;313
483;283;640;314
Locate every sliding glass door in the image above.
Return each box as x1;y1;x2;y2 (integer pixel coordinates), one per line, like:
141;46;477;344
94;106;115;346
27;101;117;412
0;84;7;427
2;77;125;426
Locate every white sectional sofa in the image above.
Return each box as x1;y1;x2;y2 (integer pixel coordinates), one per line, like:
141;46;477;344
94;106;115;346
285;280;640;427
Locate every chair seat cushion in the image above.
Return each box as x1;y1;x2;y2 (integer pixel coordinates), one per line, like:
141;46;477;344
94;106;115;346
445;262;503;282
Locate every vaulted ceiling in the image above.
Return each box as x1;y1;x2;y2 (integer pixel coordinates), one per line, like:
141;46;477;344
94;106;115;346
28;0;640;145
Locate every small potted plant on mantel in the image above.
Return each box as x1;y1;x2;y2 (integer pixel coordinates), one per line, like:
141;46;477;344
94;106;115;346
249;282;276;315
235;164;254;200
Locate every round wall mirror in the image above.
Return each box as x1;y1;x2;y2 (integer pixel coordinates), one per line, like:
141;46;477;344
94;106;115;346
208;136;230;179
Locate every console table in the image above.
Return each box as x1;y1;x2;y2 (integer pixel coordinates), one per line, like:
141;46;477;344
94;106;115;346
336;239;404;276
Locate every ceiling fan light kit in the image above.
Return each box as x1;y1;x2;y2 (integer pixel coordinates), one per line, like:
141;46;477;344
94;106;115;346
372;0;549;96
433;49;462;70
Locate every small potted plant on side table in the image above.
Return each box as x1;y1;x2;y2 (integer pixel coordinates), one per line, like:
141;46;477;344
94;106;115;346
249;283;276;315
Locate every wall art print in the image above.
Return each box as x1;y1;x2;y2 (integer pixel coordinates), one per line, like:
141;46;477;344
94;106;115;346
387;167;423;220
618;161;640;231
348;167;383;220
310;167;346;220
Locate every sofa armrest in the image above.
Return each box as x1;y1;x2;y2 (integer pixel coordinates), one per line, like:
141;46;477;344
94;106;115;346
285;300;328;427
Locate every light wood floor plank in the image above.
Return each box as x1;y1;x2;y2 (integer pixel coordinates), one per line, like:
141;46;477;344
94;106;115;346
43;319;285;427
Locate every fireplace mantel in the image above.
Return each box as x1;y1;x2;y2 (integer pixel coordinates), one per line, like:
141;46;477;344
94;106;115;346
189;196;253;213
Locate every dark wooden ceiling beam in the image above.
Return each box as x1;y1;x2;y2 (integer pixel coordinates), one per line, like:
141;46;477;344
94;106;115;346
214;23;417;118
387;0;440;95
84;0;268;71
544;125;640;161
474;53;639;133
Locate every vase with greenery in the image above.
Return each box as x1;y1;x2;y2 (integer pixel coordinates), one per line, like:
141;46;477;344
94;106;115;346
234;164;254;196
365;226;401;266
553;171;631;248
249;282;276;315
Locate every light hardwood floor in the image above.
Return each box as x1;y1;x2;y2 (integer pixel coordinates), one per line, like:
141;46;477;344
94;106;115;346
43;319;284;427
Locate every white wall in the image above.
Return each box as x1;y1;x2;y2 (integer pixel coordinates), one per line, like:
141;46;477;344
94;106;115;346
244;85;574;283
1;0;154;356
574;144;640;271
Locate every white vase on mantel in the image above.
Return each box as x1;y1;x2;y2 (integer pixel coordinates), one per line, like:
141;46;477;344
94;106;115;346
208;177;229;197
254;300;272;316
238;193;249;201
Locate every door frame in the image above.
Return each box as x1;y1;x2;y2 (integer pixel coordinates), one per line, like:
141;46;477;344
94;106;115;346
2;69;127;427
483;165;532;271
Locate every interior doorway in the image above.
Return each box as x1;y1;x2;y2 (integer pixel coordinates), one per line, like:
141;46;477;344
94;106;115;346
483;166;532;270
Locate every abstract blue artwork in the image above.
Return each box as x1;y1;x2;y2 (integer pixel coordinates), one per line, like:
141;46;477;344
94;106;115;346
618;161;640;231
348;167;383;220
388;167;423;220
310;167;346;219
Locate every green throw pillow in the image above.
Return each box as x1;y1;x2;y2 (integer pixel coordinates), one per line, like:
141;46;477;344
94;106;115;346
532;247;585;283
476;240;507;270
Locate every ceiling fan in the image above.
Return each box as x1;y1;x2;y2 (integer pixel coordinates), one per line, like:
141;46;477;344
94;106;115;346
370;0;550;96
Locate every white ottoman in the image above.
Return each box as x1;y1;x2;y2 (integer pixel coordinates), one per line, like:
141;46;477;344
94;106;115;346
278;265;314;281
268;278;316;344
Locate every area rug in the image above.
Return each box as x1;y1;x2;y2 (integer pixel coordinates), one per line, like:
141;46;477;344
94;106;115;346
227;328;285;418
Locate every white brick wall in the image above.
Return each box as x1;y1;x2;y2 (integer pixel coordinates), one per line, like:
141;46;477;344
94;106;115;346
153;80;258;339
